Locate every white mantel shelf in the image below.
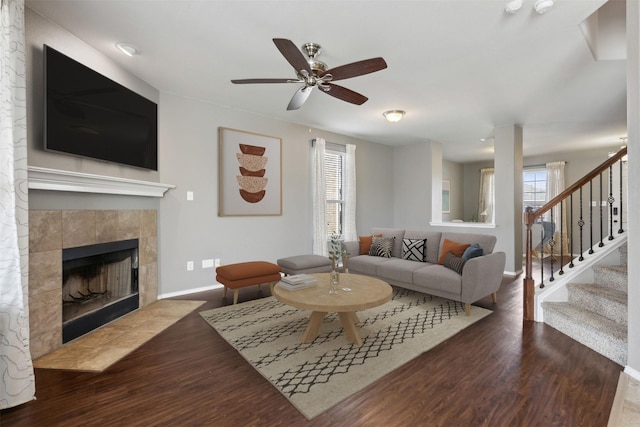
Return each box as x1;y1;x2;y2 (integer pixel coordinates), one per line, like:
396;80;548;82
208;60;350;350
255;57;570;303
28;166;175;197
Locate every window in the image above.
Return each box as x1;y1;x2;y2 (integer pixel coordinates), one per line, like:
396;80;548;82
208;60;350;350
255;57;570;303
325;144;345;237
523;167;547;211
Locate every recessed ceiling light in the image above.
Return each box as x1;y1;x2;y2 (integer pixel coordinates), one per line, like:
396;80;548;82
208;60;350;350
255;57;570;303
534;0;554;14
115;42;139;57
505;0;523;14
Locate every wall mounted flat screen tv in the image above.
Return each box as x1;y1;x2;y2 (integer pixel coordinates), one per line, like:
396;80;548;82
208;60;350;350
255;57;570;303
44;45;158;170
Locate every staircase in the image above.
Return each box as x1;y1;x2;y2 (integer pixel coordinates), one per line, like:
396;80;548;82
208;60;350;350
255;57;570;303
542;244;628;366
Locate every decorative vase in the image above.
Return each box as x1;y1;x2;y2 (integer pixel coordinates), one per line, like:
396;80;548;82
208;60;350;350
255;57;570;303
329;270;340;295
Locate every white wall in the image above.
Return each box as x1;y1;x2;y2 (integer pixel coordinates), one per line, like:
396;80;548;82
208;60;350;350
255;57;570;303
392;142;433;228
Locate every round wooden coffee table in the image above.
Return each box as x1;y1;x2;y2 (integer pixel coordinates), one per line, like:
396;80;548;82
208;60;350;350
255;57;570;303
272;273;392;346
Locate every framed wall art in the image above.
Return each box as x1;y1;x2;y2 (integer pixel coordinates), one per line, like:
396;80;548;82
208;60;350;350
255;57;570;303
218;127;282;216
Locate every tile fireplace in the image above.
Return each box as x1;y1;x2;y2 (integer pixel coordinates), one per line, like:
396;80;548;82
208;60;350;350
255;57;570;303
29;210;158;359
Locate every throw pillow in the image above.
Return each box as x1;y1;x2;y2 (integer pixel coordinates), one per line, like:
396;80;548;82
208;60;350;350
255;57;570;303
438;239;471;264
369;236;394;258
462;243;483;260
443;252;466;275
359;234;383;255
402;238;427;262
359;236;373;255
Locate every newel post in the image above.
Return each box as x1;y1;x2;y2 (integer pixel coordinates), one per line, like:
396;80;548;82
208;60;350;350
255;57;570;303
523;207;535;321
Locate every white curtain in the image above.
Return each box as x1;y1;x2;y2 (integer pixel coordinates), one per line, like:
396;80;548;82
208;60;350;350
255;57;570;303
546;161;568;255
0;0;35;409
311;138;327;256
342;144;357;242
478;168;495;223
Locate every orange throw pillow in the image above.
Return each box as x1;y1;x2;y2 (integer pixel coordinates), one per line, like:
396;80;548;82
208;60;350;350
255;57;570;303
359;236;373;255
359;234;383;255
438;239;471;264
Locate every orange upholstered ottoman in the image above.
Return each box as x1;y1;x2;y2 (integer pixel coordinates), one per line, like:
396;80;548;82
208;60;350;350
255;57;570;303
215;261;281;304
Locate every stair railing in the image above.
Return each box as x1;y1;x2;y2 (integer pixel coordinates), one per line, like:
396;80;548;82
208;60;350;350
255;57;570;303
523;147;627;321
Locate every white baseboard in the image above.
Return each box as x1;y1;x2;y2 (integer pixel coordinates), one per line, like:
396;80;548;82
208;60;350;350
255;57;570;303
624;366;640;382
158;283;223;300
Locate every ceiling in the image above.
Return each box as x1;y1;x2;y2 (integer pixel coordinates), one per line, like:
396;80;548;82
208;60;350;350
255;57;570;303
25;0;627;162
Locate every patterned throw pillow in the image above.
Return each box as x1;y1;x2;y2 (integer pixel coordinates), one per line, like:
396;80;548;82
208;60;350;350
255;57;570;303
369;237;394;258
443;252;466;275
402;238;427;262
437;239;471;264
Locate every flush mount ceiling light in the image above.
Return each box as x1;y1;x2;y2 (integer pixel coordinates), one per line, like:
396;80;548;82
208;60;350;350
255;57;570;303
504;0;523;14
383;110;405;123
534;0;555;14
115;42;139;57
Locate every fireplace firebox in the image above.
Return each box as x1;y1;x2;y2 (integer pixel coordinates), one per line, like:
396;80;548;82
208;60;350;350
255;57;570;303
62;239;139;343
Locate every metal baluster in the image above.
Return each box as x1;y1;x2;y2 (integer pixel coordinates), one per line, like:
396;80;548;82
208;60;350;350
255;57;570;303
619;159;624;234
578;187;585;261
599;172;604;247
569;193;574;268
539;224;545;289
588;180;594;254
559;200;564;275
549;208;555;282
608;165;615;240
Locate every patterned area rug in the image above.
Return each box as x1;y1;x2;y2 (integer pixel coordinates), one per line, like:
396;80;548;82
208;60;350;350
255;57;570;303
200;288;492;420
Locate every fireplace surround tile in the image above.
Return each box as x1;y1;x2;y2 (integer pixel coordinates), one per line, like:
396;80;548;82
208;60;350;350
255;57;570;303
117;210;141;241
29;209;158;359
62;210;97;248
29;210;62;252
96;210;118;243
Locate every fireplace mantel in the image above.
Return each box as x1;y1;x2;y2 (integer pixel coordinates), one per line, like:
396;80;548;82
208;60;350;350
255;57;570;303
28;166;175;197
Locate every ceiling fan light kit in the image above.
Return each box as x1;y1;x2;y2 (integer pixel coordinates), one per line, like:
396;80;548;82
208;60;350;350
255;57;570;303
383;110;405;123
504;0;523;14
231;38;387;110
534;0;554;14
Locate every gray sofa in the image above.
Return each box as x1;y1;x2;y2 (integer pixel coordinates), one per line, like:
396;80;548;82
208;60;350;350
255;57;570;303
343;228;506;315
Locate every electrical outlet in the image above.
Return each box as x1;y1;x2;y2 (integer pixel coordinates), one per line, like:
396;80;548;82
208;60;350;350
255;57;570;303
187;261;194;271
187;191;194;201
214;258;221;267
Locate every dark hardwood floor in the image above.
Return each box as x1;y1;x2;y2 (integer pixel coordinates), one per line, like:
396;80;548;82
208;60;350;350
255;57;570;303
1;266;622;426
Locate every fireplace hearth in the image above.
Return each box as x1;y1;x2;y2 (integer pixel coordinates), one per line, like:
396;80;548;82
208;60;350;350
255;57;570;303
62;239;139;343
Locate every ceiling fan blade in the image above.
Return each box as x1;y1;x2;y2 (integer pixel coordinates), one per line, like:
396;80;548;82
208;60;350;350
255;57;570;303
321;57;388;81
321;83;368;105
273;38;312;75
287;86;313;110
231;78;300;84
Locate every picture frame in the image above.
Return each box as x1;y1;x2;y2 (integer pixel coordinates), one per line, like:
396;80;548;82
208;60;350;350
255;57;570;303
218;127;282;216
442;180;451;214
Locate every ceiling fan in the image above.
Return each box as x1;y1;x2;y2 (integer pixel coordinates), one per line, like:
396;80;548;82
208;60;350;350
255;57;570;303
231;38;387;110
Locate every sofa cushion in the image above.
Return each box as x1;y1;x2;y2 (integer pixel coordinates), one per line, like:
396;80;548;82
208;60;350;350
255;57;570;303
443;252;466;274
405;230;442;263
369;236;394;257
402;238;427;262
377;258;433;283
462;243;483;260
348;254;393;276
437;239;471;264
413;264;463;295
372;228;405;258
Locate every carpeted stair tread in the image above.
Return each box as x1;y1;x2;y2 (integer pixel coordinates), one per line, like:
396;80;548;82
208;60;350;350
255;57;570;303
593;264;628;292
567;283;627;325
543;301;626;365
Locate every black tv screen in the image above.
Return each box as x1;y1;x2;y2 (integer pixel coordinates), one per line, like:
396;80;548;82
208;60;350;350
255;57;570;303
44;45;158;170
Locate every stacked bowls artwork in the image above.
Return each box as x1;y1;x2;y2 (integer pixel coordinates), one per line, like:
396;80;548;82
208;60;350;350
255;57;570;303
236;144;268;203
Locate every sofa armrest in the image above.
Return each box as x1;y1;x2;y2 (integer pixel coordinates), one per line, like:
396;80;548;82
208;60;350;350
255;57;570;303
460;252;506;304
342;241;360;259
